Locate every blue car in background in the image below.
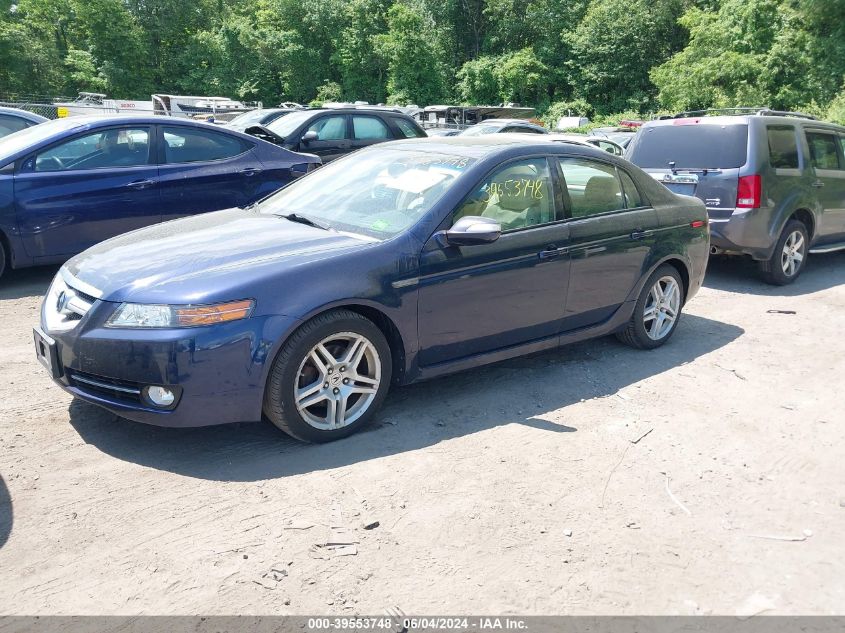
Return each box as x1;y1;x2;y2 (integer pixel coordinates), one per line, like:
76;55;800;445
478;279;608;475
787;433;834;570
0;106;49;139
0;115;320;279
34;137;709;443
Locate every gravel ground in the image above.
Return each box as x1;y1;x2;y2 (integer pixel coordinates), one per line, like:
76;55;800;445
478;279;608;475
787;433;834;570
0;254;843;615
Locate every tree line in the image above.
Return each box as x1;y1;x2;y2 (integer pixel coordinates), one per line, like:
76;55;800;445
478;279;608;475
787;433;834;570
1;0;844;124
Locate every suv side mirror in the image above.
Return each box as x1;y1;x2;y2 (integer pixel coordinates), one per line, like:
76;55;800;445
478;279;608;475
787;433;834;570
443;216;501;246
301;130;319;144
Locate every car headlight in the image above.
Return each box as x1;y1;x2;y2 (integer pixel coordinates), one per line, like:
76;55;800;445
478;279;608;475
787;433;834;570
106;300;255;328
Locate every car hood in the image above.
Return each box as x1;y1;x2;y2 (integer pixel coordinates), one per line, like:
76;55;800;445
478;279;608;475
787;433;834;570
64;208;375;304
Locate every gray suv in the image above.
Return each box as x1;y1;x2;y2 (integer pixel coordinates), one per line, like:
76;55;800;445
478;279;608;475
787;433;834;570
627;109;845;284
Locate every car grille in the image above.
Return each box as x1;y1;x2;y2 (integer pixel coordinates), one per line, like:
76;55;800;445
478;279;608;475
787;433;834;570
67;370;143;404
43;271;101;332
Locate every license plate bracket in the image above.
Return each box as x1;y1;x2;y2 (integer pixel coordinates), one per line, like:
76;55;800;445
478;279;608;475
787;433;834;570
33;327;62;379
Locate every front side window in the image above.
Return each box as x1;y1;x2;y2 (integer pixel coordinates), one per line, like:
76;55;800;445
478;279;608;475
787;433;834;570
162;127;250;164
259;148;474;239
352;116;391;140
453;158;555;231
306;116;347;141
767;125;799;169
35;128;150;172
559;157;625;218
806;131;842;170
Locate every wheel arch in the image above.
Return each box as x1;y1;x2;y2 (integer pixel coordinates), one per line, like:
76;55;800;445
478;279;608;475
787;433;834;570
789;208;815;240
629;254;693;305
274;300;410;387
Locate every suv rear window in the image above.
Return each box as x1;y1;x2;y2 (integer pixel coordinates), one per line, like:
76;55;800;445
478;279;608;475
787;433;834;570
628;124;749;169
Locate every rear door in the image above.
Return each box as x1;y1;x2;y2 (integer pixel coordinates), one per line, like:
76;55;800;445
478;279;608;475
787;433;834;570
556;156;659;331
804;128;845;238
349;115;393;152
156;124;262;222
15;125;159;259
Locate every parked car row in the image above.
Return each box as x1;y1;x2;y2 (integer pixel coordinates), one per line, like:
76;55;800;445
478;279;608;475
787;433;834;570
1;105;840;444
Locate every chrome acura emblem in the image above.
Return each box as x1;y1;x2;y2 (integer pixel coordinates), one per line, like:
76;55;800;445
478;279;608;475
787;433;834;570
56;289;75;315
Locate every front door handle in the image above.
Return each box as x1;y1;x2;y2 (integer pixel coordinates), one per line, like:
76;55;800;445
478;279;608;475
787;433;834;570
125;179;155;190
630;228;648;240
538;245;567;260
812;180;825;188
240;167;262;177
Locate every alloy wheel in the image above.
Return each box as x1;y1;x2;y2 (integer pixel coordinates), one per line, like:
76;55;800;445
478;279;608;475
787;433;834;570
781;230;805;278
643;275;681;341
294;332;381;430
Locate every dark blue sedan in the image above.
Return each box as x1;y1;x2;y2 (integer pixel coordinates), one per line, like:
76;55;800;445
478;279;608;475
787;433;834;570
0;115;320;279
34;137;709;442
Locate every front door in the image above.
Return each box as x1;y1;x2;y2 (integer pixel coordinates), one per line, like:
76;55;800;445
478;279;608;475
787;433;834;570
16;126;159;259
556;156;659;331
296;114;351;163
417;157;571;366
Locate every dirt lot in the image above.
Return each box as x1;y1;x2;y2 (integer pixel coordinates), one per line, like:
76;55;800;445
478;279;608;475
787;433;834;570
1;254;843;616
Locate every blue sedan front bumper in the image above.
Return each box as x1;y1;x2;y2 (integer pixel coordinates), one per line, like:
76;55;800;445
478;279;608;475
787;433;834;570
36;306;301;428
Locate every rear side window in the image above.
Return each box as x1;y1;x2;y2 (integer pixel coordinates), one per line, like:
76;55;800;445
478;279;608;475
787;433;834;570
163;127;250;164
352;116;391;140
618;169;644;208
628;124;749;169
0;114;30;137
393;117;426;138
767;125;799;169
806;131;843;170
559;157;625;217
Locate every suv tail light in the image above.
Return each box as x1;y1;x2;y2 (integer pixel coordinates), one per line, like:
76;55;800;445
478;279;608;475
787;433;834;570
736;175;761;208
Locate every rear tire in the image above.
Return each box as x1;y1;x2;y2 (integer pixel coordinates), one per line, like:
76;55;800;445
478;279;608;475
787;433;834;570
759;219;808;285
616;264;684;350
263;309;392;443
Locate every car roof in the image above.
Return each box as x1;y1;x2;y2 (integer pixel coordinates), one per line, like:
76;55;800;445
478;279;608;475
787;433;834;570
0;106;49;122
642;115;845;131
379;134;611;160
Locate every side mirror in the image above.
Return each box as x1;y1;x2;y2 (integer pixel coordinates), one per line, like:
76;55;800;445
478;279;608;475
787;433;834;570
442;216;501;246
301;130;319;144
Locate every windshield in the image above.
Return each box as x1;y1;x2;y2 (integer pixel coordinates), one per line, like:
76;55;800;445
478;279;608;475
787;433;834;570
259;147;475;239
0;118;85;161
265;110;319;138
628;124;749;169
228;109;284;128
459;124;501;136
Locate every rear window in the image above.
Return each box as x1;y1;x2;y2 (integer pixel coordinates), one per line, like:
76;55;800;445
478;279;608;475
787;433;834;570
628;124;749;169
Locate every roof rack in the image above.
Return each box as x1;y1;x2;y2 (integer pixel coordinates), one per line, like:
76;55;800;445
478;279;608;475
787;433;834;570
662;107;817;121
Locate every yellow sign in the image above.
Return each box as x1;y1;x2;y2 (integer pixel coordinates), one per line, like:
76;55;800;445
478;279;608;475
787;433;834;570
56;107;69;118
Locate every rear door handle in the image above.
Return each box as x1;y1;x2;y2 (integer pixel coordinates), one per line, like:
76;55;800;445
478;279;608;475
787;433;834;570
812;180;825;188
630;228;648;240
125;179;155;190
240;167;262;177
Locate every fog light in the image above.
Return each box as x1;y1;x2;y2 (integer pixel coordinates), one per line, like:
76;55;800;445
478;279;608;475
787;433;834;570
144;385;177;408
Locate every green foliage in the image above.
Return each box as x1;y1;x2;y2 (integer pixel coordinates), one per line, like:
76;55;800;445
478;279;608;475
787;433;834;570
542;100;595;129
0;0;844;121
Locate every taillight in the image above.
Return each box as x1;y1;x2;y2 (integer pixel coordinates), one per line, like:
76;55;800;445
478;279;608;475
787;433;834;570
690;220;706;228
736;175;761;208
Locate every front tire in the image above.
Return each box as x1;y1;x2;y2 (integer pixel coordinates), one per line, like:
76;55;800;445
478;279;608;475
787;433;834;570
759;219;808;285
616;264;684;350
263;309;392;443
